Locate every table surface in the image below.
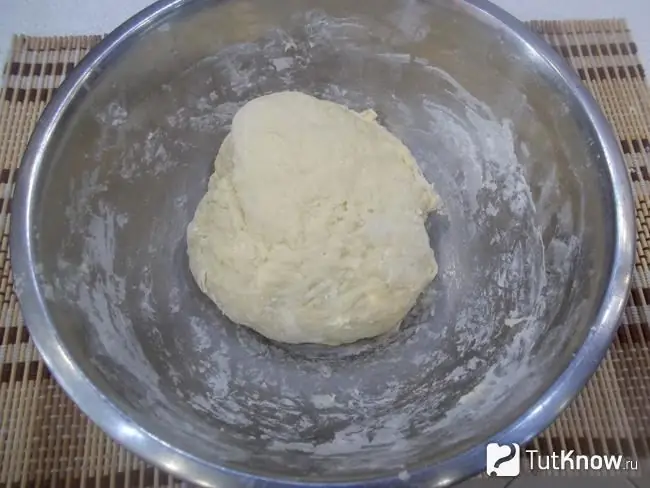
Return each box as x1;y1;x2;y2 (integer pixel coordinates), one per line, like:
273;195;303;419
2;0;650;69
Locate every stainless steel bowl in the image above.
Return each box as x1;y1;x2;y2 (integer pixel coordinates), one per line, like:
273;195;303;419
11;0;634;486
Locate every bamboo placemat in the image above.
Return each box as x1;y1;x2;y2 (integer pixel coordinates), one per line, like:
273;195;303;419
0;19;649;487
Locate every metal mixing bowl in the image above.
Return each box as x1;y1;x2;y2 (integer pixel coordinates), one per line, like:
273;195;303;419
11;0;634;486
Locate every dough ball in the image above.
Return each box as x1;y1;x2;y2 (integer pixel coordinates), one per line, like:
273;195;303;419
187;91;438;345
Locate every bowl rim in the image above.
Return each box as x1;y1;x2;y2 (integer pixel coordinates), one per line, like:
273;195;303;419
10;0;635;486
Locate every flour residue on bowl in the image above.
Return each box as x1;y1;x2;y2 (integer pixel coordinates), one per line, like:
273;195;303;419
143;9;558;464
56;200;161;392
45;4;583;479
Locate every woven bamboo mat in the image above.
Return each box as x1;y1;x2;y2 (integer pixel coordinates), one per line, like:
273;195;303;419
0;19;649;487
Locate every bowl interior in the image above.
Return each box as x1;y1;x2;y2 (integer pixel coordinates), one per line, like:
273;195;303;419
29;0;613;482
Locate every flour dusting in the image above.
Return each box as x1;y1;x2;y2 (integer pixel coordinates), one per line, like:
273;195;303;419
43;4;584;481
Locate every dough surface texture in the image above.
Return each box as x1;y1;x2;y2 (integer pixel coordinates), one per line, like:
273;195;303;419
187;91;438;345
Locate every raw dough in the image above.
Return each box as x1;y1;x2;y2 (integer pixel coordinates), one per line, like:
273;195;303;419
187;91;438;345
